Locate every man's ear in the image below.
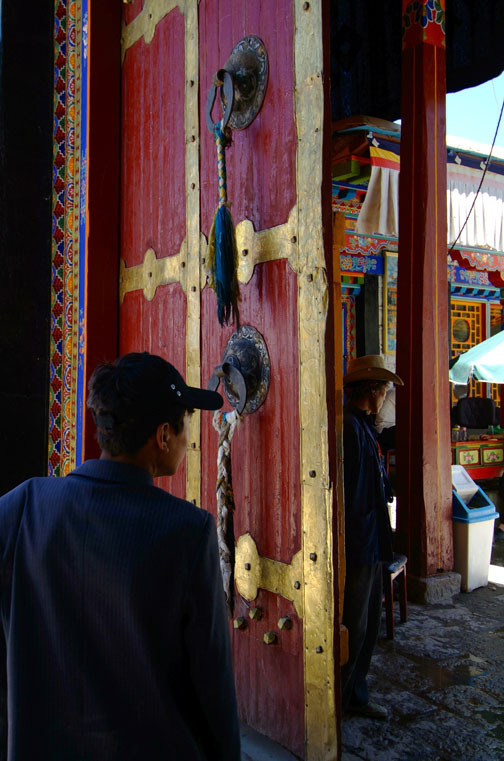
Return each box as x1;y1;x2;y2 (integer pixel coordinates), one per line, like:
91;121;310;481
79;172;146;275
155;422;172;451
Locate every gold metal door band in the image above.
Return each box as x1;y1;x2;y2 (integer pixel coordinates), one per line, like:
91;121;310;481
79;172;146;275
121;0;182;60
121;1;339;757
118;207;299;304
236;207;298;282
235;533;304;617
294;3;338;757
181;0;202;506
119;243;188;303
235;532;348;667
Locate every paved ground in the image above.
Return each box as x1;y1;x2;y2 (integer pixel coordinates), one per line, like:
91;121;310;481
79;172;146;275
242;536;504;761
341;537;504;761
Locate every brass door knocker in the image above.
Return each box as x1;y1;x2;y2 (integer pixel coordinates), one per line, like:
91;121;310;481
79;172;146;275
208;325;270;415
205;36;268;133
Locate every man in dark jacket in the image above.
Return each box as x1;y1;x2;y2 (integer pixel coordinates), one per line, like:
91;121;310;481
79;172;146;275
341;354;403;720
0;352;241;761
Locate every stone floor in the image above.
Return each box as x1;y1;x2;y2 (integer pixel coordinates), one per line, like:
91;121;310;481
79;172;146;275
341;537;504;761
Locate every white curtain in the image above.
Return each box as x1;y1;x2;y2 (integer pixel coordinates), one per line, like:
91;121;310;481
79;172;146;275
447;164;504;250
355;166;399;237
355;162;504;251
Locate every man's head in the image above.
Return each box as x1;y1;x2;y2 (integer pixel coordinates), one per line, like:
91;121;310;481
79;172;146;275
87;352;223;459
343;355;403;416
344;379;390;414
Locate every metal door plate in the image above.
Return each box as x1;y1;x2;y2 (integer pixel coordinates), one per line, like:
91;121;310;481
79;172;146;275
220;35;268;130
221;325;270;414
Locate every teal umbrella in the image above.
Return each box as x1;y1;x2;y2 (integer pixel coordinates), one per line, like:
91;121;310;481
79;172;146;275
450;330;504;385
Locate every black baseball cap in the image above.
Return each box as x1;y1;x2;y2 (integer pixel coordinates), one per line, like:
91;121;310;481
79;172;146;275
88;353;223;448
163;361;223;410
109;352;223;414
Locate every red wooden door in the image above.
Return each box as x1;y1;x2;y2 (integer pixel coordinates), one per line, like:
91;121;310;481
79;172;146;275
198;3;303;755
119;2;337;757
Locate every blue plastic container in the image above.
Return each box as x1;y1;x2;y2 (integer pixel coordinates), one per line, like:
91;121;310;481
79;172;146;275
452;486;499;524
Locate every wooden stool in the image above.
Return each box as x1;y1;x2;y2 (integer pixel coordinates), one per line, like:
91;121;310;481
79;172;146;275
382;554;408;639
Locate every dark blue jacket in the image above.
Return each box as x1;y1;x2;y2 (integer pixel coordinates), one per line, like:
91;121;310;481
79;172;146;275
0;460;240;761
343;405;393;567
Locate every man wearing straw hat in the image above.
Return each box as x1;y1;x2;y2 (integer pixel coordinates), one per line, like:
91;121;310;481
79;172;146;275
341;354;404;720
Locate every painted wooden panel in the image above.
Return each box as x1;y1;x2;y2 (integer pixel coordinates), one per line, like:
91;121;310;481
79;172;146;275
198;1;303;753
121;6;186;266
201;261;301;562
199;0;297;233
120;6;188;500
120;285;188;499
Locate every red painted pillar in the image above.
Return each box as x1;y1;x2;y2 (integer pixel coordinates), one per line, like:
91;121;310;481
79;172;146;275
395;1;454;582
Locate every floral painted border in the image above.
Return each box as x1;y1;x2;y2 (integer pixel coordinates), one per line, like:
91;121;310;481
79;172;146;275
454;248;504;274
49;0;88;476
340;254;384;275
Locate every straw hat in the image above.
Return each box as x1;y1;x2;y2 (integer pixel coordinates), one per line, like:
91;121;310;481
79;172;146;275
343;355;404;386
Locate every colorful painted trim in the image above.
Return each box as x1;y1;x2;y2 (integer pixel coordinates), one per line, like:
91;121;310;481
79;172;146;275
448;264;497;289
340;254;384;275
49;0;88;477
341;255;500;288
402;0;446;48
331;183;366;201
49;0;67;477
452;248;504;274
332;200;362;215
77;6;89;463
332;199;363;215
342;295;357;376
368;146;400;171
346;233;394;256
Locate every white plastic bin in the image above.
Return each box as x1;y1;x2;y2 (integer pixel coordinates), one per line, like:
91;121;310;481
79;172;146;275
452;472;499;592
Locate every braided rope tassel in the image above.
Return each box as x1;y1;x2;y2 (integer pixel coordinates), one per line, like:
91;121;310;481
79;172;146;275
213;408;242;617
207;121;240;327
215;122;228;208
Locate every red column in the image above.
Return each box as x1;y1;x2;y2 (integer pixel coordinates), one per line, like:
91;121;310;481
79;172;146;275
395;1;453;581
